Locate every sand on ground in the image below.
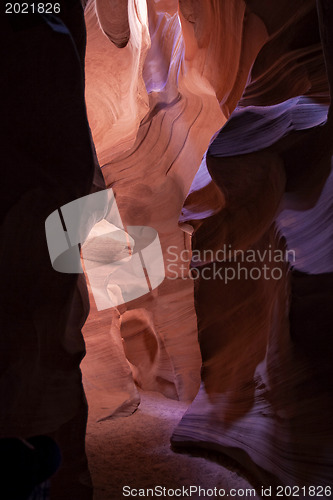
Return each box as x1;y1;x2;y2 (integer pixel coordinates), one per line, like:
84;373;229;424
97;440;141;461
86;390;260;500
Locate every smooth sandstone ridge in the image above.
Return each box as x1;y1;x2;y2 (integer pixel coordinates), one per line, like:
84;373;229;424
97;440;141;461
82;0;333;490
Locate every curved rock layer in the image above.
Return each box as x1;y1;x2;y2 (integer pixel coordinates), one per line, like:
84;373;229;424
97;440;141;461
83;0;333;490
171;0;333;491
171;110;333;488
83;0;268;409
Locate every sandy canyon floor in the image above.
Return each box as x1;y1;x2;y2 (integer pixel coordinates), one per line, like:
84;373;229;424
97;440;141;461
86;391;260;500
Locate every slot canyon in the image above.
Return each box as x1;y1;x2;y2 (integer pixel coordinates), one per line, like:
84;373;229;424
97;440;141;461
1;0;333;499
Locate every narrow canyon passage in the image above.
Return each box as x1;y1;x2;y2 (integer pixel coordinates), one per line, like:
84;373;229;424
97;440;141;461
1;0;333;498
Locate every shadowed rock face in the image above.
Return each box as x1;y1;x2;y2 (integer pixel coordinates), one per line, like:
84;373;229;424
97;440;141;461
0;3;97;497
95;0;130;48
171;100;333;488
171;0;333;490
83;0;333;489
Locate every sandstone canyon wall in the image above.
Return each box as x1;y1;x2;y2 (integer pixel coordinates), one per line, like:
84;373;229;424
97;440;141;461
1;0;332;496
83;0;333;492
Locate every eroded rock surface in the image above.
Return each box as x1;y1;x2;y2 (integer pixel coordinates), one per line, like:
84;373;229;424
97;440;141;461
82;0;333;490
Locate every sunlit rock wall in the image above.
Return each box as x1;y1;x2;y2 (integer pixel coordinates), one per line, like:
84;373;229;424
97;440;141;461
83;0;270;412
82;0;333;489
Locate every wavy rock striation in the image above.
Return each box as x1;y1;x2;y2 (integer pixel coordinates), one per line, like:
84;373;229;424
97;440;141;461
83;0;333;490
171;0;333;491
